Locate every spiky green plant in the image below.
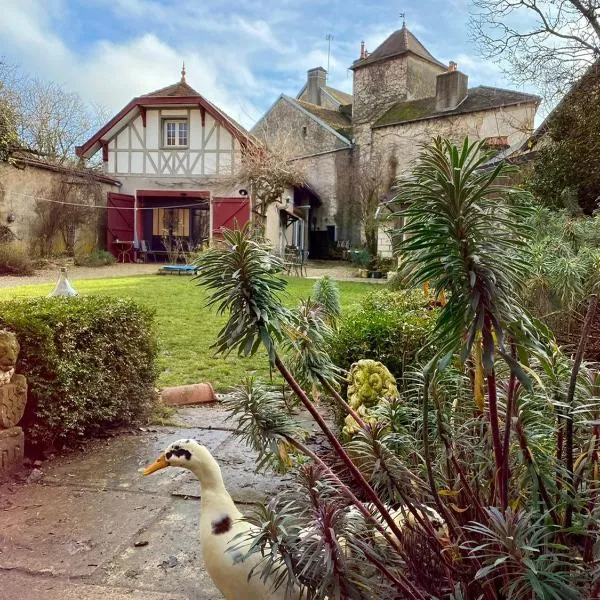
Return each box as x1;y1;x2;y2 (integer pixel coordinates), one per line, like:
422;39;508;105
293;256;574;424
312;276;341;328
194;139;600;600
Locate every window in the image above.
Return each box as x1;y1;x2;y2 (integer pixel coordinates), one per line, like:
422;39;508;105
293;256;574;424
163;119;188;147
301;126;307;138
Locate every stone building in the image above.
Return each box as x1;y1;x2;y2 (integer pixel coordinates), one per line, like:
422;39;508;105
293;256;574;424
255;25;540;258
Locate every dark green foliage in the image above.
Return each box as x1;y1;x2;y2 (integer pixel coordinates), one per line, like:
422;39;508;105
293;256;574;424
329;289;437;380
74;250;116;267
349;248;372;267
529;64;600;214
0;296;157;452
0;243;34;275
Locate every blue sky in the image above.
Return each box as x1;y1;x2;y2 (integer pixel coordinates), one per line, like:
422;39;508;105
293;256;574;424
0;0;537;129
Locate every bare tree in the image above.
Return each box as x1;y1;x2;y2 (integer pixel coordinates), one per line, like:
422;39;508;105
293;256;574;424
0;62;23;164
470;0;600;98
354;152;397;256
0;60;108;165
32;175;102;257
237;123;307;231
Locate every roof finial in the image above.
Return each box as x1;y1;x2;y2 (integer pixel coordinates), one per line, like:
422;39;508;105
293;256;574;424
400;12;406;28
181;61;186;83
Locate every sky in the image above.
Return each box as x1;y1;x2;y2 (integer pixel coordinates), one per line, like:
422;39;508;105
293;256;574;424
0;0;538;130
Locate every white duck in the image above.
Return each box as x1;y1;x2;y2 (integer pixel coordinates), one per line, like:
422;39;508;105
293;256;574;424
143;439;300;600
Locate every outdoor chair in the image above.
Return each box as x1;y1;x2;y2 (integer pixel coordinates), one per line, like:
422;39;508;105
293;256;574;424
138;240;153;263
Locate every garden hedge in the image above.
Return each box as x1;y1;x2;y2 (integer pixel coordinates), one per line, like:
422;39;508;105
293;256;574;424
0;296;157;453
329;289;438;382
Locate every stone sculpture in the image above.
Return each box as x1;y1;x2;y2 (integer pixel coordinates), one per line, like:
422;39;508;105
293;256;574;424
0;330;27;477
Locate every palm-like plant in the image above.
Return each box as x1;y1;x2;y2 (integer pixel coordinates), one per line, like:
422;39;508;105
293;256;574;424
390;137;538;509
194;141;600;599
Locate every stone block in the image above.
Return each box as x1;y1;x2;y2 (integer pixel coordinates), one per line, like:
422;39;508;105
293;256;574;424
0;426;24;476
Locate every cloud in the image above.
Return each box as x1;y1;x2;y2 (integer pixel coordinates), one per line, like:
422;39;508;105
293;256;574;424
0;0;267;129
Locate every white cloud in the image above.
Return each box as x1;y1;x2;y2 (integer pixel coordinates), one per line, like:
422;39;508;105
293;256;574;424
0;0;266;129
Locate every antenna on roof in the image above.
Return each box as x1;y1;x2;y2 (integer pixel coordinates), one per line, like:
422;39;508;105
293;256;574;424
181;61;186;83
326;33;334;76
400;12;406;27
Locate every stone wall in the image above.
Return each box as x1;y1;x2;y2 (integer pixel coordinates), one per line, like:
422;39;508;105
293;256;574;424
352;56;408;126
290;148;359;245
370;103;537;177
0;159;119;255
253;96;349;158
406;56;446;101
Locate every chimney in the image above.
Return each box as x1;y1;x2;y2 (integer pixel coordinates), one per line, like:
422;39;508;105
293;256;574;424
307;67;327;105
360;41;366;59
435;62;468;112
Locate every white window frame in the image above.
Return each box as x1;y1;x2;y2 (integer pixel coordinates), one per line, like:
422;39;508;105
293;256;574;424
163;119;189;148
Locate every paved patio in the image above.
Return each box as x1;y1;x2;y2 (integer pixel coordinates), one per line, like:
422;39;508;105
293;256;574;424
0;404;298;599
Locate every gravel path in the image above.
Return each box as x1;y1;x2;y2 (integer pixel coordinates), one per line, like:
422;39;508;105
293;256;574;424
0;263;160;288
0;260;383;289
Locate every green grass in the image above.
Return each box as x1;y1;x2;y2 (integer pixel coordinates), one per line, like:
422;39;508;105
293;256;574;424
0;275;374;391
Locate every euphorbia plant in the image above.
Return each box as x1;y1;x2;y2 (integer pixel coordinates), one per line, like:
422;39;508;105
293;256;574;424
194;139;600;599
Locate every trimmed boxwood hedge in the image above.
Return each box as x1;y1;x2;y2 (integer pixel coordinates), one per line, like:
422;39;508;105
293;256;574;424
0;297;158;453
329;289;438;382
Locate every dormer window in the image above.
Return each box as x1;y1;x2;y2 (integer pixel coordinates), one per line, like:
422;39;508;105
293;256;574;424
164;119;188;147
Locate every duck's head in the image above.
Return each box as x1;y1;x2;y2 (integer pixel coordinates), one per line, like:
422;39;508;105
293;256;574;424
143;438;209;475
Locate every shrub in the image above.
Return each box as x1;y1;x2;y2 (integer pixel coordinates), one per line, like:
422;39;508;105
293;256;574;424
0;243;35;276
0;296;157;453
329;289;437;380
74;249;116;267
348;247;372;267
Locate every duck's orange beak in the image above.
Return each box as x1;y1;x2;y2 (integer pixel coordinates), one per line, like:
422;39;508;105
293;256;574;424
143;453;169;476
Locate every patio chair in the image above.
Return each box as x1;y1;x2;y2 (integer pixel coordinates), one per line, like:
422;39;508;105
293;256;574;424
138;240;152;263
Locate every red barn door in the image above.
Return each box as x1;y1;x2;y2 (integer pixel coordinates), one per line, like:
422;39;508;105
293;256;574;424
211;197;250;237
107;193;135;260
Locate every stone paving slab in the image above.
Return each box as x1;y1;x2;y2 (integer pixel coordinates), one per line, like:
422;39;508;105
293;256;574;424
170;405;236;430
40;428;231;495
96;498;221;600
0;570;189;600
0;484;168;577
0;404;302;599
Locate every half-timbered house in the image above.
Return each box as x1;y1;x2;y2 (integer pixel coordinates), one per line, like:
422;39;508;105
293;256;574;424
76;67;252;261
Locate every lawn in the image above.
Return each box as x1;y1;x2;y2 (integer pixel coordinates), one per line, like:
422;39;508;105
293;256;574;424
0;275;375;391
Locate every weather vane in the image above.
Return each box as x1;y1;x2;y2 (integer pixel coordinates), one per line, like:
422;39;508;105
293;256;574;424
400;12;406;27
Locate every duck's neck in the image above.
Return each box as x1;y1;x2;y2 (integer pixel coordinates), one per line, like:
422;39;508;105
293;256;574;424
189;453;239;514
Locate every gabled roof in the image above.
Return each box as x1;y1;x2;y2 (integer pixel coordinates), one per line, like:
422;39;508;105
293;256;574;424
295;83;353;108
76;77;253;159
252;95;352;147
144;80;202;97
296;100;352;139
353;25;446;70
322;86;353;105
374;86;541;128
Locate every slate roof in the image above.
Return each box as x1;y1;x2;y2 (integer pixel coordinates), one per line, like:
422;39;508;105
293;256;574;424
323;86;353;105
297;100;353;139
144;80;202;97
374;86;541;128
353;25;446;70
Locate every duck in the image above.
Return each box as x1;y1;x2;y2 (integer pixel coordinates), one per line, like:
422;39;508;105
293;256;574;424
143;439;300;600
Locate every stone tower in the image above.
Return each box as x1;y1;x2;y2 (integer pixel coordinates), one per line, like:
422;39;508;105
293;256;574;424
351;25;447;156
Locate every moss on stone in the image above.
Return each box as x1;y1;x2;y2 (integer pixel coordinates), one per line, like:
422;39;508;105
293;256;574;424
375;97;436;127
